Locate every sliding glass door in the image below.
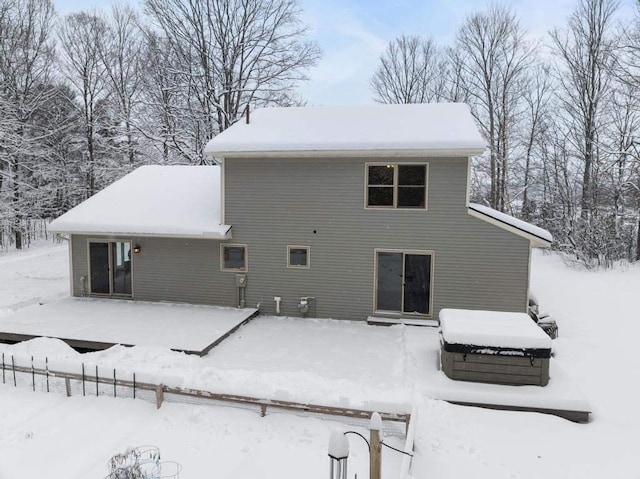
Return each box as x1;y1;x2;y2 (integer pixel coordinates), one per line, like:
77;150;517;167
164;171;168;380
89;240;132;296
375;250;432;315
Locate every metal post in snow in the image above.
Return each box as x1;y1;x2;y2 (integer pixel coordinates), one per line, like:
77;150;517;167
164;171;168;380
11;355;16;387
81;363;85;396
95;365;99;396
113;369;116;398
2;353;5;384
133;373;136;399
45;357;49;393
31;356;35;392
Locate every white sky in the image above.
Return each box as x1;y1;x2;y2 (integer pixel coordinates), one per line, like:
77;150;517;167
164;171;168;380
53;0;638;106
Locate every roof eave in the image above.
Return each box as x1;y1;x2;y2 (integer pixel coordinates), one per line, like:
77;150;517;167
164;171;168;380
467;208;552;248
48;226;233;241
204;147;486;159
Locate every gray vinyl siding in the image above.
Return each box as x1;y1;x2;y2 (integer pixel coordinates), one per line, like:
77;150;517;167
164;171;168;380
223;156;531;321
70;235;232;306
69;155;531;320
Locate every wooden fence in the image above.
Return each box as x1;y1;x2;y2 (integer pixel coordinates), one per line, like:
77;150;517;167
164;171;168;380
2;353;417;478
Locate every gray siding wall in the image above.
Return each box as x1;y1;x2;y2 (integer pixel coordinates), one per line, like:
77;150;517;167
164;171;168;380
69;156;531;321
223;156;531;321
70;235;233;306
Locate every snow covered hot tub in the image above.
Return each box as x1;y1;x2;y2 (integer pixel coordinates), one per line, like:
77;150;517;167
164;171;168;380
439;309;553;387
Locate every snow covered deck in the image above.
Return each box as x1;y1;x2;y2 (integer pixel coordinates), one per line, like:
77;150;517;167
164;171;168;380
0;298;258;356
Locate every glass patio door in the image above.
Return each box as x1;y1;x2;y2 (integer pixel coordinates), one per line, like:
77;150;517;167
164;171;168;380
375;251;431;315
89;241;132;296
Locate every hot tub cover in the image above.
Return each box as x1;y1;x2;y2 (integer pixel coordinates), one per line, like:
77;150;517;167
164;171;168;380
439;309;552;351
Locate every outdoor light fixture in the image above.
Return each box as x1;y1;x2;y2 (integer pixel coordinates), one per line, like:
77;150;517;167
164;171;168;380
133;244;142;254
328;429;349;479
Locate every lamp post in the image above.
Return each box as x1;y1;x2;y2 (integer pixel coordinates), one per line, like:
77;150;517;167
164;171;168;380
328;429;349;479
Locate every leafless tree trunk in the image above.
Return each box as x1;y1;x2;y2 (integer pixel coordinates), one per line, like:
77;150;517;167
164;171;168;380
100;4;144;166
58;11;110;198
520;64;552;220
454;5;534;212
551;0;618;219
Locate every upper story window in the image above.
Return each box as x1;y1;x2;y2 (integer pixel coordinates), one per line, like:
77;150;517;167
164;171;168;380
366;163;427;209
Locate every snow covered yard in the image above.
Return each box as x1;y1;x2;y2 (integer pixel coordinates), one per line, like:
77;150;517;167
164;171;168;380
1;244;640;478
0;241;68;312
0;386;395;479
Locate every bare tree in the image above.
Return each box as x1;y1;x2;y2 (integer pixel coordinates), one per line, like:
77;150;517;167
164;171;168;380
100;4;145;166
143;0;320;162
550;0;619;219
519;64;553;220
370;35;444;104
454;5;535;212
58;11;111;197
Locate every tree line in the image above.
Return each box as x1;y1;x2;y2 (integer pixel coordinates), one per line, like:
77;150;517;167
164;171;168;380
0;0;319;248
371;0;640;267
2;0;638;267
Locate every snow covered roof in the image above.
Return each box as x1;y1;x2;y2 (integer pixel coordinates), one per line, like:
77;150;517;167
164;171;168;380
48;166;230;239
439;309;552;350
204;103;486;157
468;203;553;247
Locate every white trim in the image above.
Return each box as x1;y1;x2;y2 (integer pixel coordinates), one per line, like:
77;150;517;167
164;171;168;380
50;229;232;240
526;245;532;312
467;208;552;248
67;234;73;296
209;148;485;159
287;245;310;269
220;244;248;272
465;157;471;206
373;248;435;318
221;157;226;225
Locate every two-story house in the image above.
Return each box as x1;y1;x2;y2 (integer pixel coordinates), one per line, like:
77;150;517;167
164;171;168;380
48;103;552;323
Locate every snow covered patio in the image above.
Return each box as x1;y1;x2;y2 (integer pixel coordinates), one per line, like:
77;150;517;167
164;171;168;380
0;297;258;356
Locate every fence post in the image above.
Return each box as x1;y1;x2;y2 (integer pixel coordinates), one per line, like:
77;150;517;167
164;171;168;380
11;356;16;387
155;384;164;409
369;412;382;479
65;377;72;397
31;356;35;392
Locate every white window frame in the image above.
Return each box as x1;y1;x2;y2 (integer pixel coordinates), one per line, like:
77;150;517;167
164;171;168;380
287;245;310;269
220;244;248;272
364;162;429;210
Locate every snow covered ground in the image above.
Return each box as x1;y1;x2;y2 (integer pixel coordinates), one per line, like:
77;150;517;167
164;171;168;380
0;243;639;478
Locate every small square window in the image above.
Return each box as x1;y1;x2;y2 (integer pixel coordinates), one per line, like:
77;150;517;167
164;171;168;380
287;246;309;268
221;244;247;271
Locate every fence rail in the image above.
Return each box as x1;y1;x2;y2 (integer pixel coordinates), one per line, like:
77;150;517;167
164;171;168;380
2;353;416;478
1;353;411;425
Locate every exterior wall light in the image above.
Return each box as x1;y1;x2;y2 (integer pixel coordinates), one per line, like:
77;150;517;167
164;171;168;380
133;244;142;254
